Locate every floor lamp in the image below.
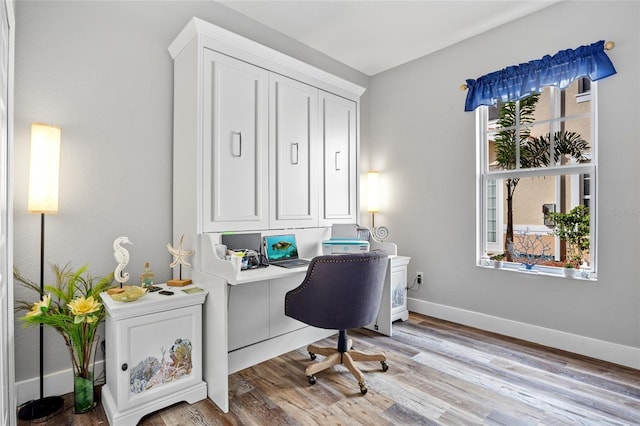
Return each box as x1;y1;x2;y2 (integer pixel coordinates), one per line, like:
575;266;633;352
18;123;64;420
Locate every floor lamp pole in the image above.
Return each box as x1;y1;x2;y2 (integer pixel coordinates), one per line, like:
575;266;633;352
18;213;64;420
38;213;44;400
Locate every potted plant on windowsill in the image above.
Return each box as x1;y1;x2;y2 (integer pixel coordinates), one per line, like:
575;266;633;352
563;263;576;277
490;254;505;268
545;205;590;277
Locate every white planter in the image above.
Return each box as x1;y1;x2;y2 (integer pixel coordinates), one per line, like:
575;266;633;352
563;268;575;278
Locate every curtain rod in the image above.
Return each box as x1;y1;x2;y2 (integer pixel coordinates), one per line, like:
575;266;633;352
459;41;615;91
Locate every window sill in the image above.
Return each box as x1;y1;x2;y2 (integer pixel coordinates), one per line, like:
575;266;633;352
478;262;597;281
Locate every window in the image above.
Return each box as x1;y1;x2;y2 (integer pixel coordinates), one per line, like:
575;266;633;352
478;79;596;276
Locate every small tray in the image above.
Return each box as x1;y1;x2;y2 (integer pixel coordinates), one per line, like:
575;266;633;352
109;286;148;302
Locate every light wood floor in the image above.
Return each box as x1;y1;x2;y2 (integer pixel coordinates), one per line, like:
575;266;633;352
18;313;640;425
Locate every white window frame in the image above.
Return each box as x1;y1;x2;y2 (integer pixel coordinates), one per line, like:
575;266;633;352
476;83;598;278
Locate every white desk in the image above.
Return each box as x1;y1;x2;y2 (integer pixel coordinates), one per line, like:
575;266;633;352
193;230;403;413
193;231;333;413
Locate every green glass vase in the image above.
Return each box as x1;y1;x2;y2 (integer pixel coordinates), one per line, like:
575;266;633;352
73;373;95;413
68;335;99;414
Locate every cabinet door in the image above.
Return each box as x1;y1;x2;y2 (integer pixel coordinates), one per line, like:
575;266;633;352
320;91;357;224
113;306;203;410
390;256;410;323
269;74;319;228
202;49;269;231
269;274;306;337
227;280;270;351
391;265;407;311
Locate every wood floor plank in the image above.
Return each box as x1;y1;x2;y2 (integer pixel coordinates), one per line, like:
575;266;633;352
18;313;640;425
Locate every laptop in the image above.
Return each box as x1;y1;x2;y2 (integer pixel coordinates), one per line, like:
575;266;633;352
263;234;311;268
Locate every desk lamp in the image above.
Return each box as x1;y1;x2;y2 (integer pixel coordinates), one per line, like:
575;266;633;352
18;123;64;420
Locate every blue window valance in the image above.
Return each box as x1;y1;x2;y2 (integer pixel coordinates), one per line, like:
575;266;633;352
464;40;617;112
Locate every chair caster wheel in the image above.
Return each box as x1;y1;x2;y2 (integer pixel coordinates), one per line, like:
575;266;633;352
381;361;389;372
308;375;316;385
359;383;368;395
308;352;316;360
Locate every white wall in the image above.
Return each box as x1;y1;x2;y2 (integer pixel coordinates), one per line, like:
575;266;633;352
12;0;368;400
366;1;640;365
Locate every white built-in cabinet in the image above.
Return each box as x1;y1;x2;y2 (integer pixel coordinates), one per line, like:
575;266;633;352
170;18;364;236
202;50;357;232
169;17;365;413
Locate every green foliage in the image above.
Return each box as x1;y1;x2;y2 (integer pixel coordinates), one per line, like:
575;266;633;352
494;93;589;172
15;263;115;378
546;205;590;265
494;94;539;170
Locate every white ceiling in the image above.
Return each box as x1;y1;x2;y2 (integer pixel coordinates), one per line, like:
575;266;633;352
220;0;558;76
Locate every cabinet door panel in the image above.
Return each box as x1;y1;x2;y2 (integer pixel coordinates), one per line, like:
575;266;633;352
114;306;202;410
269;274;306;337
320;91;357;224
391;266;407;310
270;74;318;228
202;49;269;231
227;281;270;351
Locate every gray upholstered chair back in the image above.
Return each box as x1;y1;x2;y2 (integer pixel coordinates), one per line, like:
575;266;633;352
285;251;389;330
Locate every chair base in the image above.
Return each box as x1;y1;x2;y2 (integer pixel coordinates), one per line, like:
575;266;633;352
305;333;388;394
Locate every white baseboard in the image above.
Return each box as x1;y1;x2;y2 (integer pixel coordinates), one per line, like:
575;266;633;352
15;360;104;407
408;298;640;370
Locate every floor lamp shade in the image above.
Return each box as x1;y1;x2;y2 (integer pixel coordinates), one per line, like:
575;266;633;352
28;123;60;214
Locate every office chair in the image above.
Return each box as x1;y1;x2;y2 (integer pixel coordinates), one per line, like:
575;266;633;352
284;251;389;394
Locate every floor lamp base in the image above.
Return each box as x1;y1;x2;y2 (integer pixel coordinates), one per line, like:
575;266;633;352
17;395;64;420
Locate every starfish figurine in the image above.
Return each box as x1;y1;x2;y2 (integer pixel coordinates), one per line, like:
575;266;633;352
167;234;195;268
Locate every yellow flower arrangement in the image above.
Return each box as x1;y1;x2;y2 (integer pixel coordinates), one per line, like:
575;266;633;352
25;294;50;318
68;296;101;323
15;263;115;412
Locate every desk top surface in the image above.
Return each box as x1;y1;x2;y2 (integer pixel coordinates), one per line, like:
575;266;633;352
229;254;410;285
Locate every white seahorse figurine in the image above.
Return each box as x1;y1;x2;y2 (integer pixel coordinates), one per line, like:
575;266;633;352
113;236;132;285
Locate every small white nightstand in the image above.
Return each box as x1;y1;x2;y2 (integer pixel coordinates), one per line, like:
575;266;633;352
366;255;411;336
100;284;208;426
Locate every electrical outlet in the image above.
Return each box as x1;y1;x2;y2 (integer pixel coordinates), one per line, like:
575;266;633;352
416;271;423;285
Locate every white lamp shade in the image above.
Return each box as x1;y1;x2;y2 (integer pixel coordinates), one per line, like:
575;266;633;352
367;170;379;213
28;123;61;214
